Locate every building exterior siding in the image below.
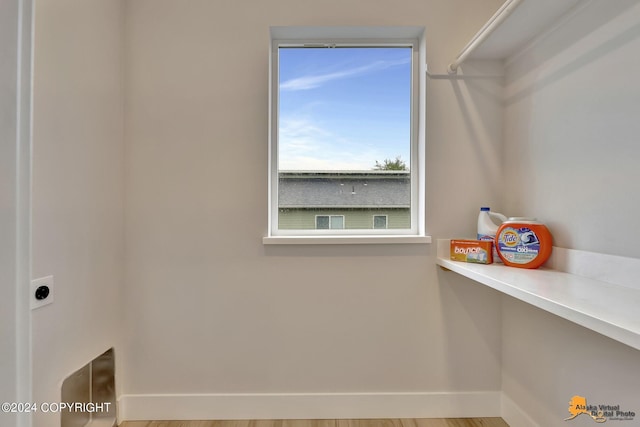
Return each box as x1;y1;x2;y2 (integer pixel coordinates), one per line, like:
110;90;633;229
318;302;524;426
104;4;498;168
279;208;410;229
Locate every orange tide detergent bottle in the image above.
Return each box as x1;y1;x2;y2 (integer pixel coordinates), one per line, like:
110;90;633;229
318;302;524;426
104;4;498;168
495;218;552;269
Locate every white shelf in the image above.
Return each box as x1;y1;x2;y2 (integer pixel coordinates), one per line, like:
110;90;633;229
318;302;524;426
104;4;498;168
436;240;640;351
464;0;582;60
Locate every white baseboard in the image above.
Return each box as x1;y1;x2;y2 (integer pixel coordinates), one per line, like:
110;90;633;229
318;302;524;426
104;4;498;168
118;391;501;422
501;394;539;427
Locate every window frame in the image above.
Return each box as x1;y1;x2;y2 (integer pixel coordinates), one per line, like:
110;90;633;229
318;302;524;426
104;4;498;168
265;26;430;245
373;215;388;230
315;215;345;230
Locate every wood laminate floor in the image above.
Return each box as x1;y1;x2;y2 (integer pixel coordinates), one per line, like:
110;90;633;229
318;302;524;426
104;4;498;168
120;418;509;427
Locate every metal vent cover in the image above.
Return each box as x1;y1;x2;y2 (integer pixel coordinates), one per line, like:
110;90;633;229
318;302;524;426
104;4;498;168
61;348;116;427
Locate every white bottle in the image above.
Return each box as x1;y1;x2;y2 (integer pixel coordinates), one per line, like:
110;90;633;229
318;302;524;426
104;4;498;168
477;207;507;263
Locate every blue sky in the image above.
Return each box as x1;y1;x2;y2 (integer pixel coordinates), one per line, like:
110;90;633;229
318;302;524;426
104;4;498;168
278;47;412;171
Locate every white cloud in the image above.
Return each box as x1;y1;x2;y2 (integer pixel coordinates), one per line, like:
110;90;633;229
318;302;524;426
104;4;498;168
280;58;410;91
278;117;384;170
279;118;327;153
279;156;374;171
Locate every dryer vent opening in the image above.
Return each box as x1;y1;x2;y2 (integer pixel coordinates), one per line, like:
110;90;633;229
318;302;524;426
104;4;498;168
61;348;116;427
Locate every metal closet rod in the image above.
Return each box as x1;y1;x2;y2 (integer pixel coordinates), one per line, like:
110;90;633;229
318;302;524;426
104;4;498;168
447;0;525;74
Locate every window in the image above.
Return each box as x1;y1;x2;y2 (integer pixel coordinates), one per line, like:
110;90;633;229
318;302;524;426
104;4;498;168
266;27;427;243
316;215;345;229
373;215;388;229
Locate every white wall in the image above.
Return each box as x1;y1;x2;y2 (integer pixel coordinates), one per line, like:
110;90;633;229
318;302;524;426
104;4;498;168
1;1;32;426
15;0;640;424
1;2;20;426
503;0;640;258
502;299;640;427
502;1;640;425
21;0;640;424
30;0;125;426
122;0;505;419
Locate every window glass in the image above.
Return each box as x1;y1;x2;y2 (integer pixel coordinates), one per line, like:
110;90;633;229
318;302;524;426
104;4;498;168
330;215;344;229
316;215;330;229
373;215;388;229
315;215;345;229
277;46;412;232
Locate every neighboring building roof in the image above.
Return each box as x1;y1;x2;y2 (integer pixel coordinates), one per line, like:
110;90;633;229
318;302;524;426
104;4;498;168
278;170;410;208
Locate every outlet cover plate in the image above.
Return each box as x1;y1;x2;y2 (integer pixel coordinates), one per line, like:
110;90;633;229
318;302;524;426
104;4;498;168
31;275;54;310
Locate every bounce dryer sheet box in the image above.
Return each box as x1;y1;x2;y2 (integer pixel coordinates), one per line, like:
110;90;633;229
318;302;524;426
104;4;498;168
450;239;493;264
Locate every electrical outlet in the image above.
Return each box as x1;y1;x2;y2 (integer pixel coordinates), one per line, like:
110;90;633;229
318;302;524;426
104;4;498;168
31;275;54;310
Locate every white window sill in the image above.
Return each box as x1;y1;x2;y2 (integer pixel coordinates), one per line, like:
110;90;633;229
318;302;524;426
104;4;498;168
263;235;432;245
